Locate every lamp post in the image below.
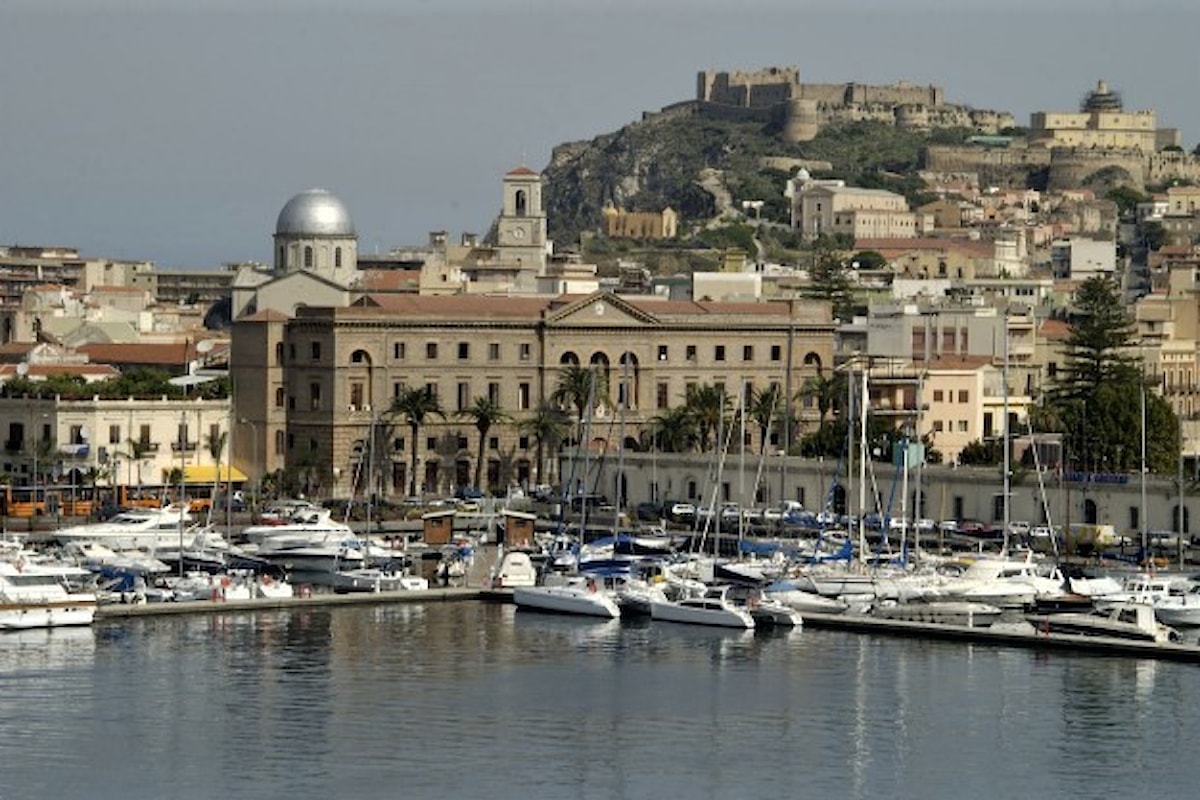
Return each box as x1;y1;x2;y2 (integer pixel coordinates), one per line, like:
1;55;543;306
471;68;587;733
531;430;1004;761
178;411;186;577
238;417;259;519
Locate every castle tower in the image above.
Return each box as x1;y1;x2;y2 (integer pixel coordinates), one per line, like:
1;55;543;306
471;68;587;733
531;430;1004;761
496;166;548;273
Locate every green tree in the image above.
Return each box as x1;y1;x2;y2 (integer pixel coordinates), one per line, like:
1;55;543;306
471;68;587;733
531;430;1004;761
1038;276;1179;473
685;383;728;451
458;396;510;491
1105;185;1149;216
204;429;228;516
389;386;445;496
799;368;846;430
551;364;608;421
1142;220;1167;252
647;406;696;453
517;403;571;486
802;241;854;320
748;385;781;455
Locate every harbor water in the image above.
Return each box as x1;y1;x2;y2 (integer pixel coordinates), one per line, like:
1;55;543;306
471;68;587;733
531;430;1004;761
2;601;1198;799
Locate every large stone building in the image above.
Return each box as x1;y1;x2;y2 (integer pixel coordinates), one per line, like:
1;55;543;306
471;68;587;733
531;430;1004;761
282;292;834;498
792;180;926;242
1029;80;1177;152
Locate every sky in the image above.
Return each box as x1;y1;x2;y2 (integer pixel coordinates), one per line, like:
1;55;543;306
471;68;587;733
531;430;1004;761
1;0;1197;268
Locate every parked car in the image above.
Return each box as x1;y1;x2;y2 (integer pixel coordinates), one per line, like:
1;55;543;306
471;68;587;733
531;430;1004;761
667;501;695;523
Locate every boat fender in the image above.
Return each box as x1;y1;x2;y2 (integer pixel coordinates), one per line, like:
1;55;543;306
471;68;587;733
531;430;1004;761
587;579;597;593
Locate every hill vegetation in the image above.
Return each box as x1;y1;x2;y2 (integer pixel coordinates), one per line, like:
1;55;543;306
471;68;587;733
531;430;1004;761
542;113;974;254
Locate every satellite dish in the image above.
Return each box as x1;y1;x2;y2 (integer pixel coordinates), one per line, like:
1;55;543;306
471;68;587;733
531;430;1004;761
195;339;215;354
16;362;28;376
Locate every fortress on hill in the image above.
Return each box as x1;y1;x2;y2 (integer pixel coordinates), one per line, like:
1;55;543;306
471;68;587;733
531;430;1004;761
688;66;1015;142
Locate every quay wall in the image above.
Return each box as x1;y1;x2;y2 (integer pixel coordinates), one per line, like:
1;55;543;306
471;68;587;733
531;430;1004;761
588;452;1198;536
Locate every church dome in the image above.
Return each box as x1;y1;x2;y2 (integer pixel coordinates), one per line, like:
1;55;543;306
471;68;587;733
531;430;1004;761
275;189;356;237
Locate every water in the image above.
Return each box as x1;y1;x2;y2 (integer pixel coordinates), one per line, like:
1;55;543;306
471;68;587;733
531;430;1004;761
1;603;1198;800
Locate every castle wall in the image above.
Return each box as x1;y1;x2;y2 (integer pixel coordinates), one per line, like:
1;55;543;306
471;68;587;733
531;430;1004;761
1046;147;1146;191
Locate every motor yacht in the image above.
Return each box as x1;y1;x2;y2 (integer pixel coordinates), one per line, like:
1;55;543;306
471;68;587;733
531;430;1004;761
1152;584;1200;627
0;558;97;630
53;505;195;551
650;584;755;629
1026;602;1181;644
513;575;621;619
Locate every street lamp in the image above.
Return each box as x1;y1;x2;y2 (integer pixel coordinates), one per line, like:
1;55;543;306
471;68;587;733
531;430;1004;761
238;417;259;517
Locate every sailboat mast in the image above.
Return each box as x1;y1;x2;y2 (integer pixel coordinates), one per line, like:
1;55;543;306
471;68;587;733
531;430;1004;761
1002;310;1011;556
1141;383;1148;564
859;367;868;564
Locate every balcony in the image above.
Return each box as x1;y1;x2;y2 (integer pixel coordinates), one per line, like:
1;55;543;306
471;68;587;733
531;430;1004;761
3;441;23;454
170;442;198;453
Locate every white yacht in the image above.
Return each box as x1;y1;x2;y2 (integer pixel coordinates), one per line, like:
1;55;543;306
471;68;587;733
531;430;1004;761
0;559;97;630
513;575;621;619
1152;584;1200;627
240;507;353;547
53;505;195;551
650;584;755;629
1026;602;1181;644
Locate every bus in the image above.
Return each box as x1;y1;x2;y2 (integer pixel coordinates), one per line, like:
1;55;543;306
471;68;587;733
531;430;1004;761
1;485;101;518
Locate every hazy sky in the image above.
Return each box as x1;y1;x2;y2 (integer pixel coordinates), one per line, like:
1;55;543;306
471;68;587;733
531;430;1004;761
2;0;1197;268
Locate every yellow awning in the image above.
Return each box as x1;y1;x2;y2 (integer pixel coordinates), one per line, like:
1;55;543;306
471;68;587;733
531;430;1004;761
183;465;248;484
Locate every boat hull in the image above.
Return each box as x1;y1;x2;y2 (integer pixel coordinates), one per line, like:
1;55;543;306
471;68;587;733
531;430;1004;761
649;599;755;629
513;585;620;618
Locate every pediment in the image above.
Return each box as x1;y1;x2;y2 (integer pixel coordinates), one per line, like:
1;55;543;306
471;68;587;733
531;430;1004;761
544;291;658;327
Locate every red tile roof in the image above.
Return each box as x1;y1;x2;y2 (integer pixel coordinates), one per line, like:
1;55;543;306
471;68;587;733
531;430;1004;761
78;342;192;366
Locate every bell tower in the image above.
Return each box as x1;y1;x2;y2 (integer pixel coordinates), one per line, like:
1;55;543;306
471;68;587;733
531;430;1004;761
496;166;548;273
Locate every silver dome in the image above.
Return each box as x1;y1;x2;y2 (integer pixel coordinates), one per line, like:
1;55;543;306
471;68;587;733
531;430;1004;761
275;189;356;237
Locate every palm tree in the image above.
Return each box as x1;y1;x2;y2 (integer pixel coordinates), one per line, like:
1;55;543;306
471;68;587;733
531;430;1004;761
114;437;156;499
647;406;696;453
749;385;781;455
685;383;728;451
551;364;608;423
205;429;228;516
458;396;510;491
389;386;445;497
799;368;845;431
518;402;571;485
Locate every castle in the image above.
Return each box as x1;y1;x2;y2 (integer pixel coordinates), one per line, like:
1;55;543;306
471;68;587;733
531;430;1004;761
690;66;1015;142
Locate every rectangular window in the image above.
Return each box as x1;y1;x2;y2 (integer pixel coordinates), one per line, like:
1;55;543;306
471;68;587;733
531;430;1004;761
657;382;669;409
518;382;531;410
488;436;499;451
209;423;220;445
393;381;403;399
426;437;437;451
288;395;295;410
957;420;968;432
488;343;500;361
519;435;529;450
425;383;438;400
770;345;782;362
311;341;321;361
1129;506;1140;532
310;382;321;411
457;435;469;451
933;390;944;402
394;342;405;359
933;420;944;432
488;382;501;405
458;342;470;360
108;424;121;445
658;345;669;362
139;424;151;445
426;343;438;359
958;390;968;403
350;382;364;408
715;345;726;362
743;345;753;361
519;343;531;361
288;343;296;361
457;382;470;411
686;345;697;361
69;424;83;445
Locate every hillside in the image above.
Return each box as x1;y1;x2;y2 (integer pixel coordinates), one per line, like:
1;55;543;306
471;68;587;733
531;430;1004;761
541;112;979;248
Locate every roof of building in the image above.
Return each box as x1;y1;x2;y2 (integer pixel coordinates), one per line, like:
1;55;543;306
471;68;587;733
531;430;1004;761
0;363;120;380
360;269;421;292
506;166;539;177
275;189;356;237
77;342;193;366
855;237;995;259
1039;318;1072;340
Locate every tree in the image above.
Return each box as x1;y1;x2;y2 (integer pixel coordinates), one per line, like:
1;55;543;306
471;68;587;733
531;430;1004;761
458;396;510;491
798;368;846;430
647;406;696;453
1141;220;1167;252
748;385;781;455
684;383;728;451
802;241;854;320
205;429;228;517
517;403;571;486
551;364;608;421
1105;185;1149;216
389;386;445;497
1038;276;1180;473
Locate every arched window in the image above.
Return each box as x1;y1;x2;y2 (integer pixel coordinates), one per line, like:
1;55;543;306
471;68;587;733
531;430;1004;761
304;246;313;268
515;189;527;216
274;429;285;455
335;247;342;268
803;352;822;370
560;351;580;366
618;352;640;409
350;349;371;365
1083;498;1098;525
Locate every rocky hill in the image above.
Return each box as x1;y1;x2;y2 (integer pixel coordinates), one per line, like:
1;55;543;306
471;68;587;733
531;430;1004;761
541;112;981;247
